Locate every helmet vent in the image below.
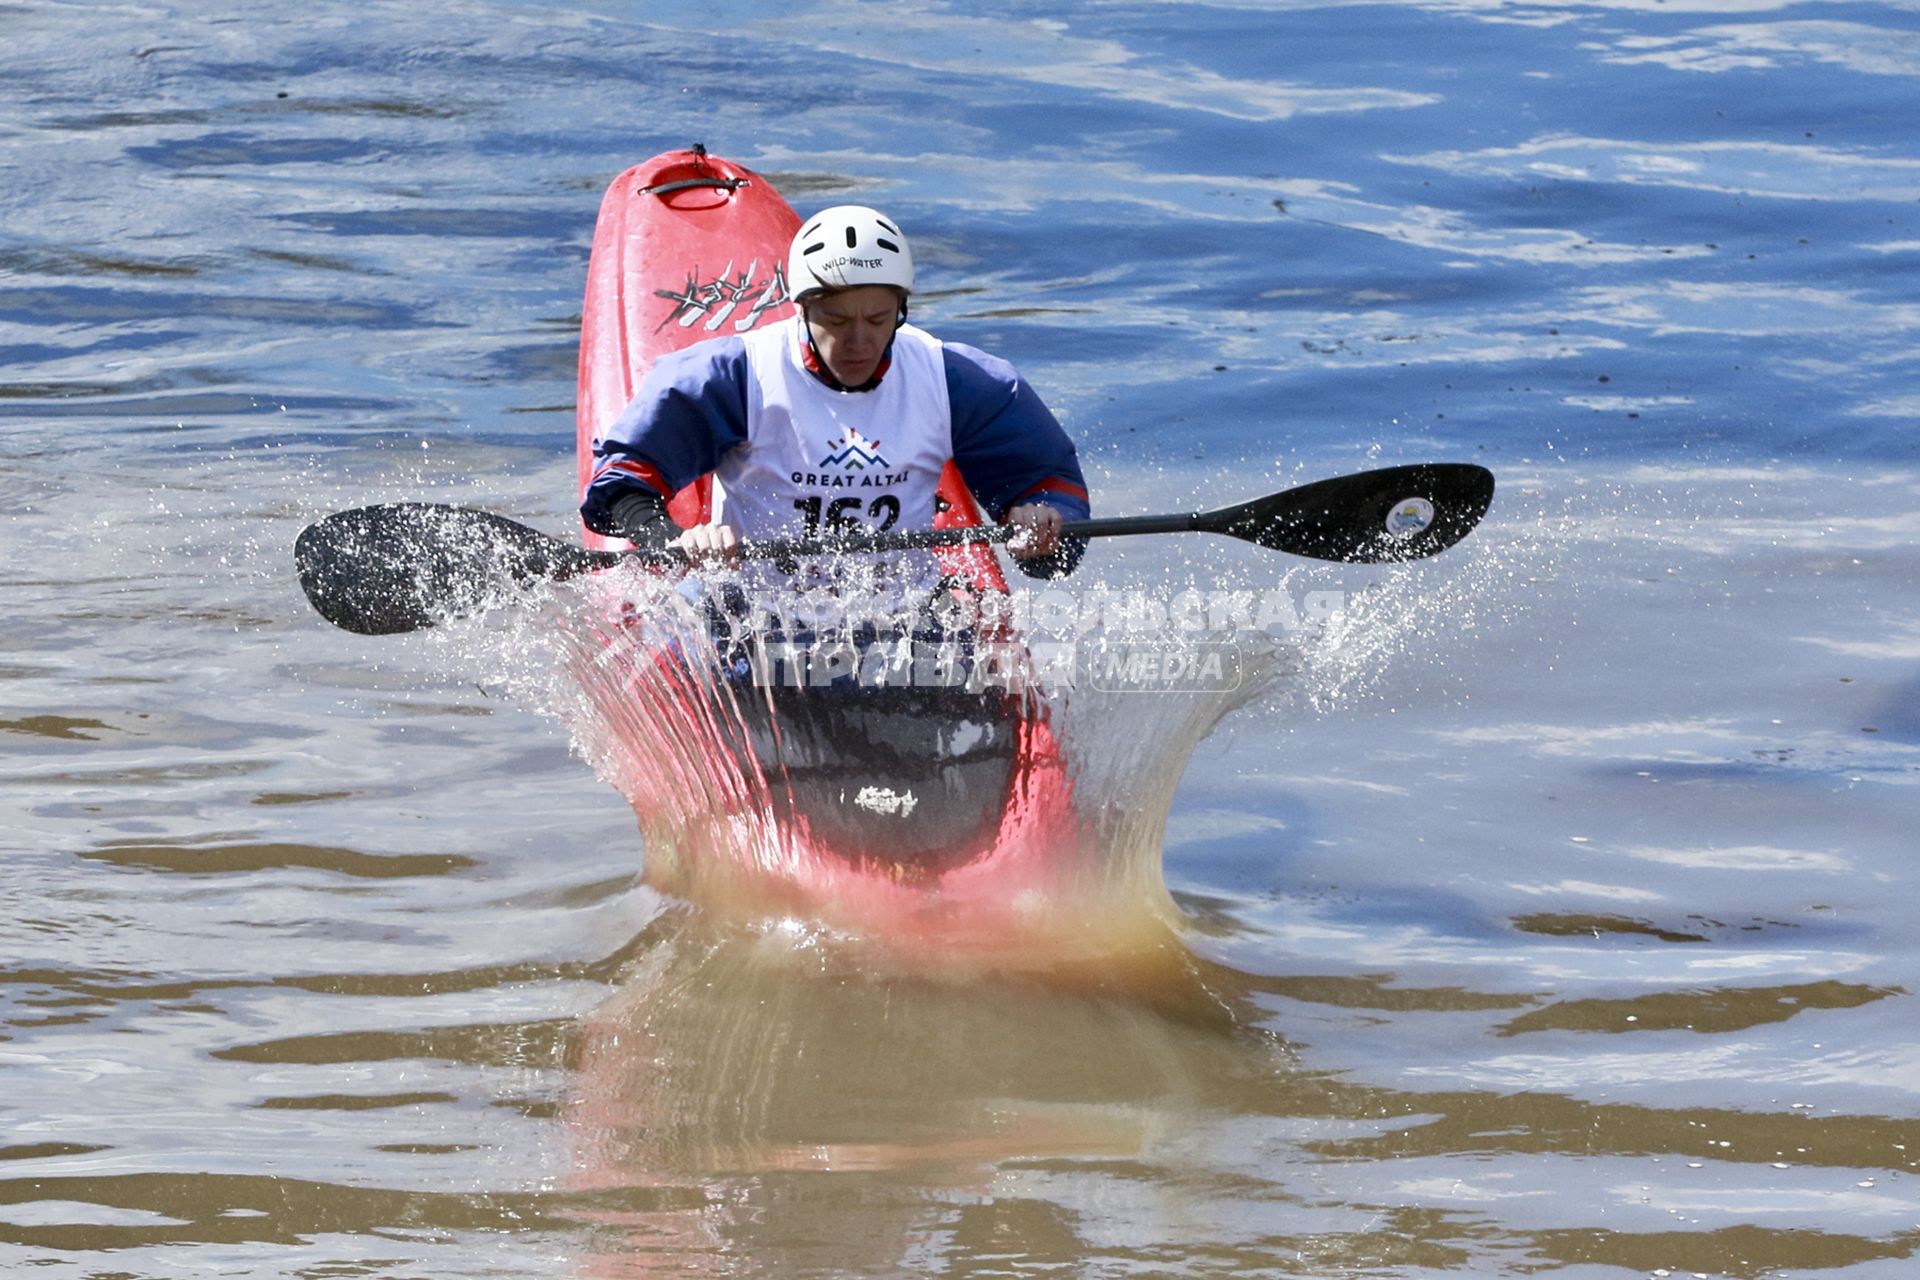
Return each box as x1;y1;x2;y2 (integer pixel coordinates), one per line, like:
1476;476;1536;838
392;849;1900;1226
875;238;900;253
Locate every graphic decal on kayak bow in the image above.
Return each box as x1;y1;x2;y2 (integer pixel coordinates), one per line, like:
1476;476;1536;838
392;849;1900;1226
1386;496;1436;538
656;259;789;333
819;426;889;471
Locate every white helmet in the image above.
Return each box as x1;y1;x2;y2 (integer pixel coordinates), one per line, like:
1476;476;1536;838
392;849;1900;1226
786;205;914;301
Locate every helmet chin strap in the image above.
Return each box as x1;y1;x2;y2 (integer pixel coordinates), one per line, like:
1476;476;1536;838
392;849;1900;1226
799;298;909;393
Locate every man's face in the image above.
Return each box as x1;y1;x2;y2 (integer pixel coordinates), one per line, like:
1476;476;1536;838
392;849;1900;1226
803;285;902;386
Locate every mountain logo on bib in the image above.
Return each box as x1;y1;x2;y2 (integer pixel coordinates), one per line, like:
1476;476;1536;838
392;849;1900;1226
819;426;889;471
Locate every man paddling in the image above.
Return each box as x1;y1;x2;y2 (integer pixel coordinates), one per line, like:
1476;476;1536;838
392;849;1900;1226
580;205;1090;595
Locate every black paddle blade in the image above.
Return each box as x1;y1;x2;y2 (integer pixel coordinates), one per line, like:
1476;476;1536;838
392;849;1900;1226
1206;463;1495;563
294;503;615;635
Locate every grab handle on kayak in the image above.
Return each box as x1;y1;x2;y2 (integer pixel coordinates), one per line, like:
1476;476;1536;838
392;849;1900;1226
640;176;751;197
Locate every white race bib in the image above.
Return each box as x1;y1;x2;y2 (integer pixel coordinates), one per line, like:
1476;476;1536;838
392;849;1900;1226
712;317;955;621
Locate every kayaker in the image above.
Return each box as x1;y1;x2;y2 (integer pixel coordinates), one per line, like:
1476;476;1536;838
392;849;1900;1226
579;205;1090;589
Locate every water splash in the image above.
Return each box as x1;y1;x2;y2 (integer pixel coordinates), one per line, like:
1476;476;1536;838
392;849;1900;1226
405;474;1555;957
511;567;1174;954
433;562;1300;953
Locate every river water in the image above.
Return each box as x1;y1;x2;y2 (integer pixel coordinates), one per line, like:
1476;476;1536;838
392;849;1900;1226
4;0;1919;1276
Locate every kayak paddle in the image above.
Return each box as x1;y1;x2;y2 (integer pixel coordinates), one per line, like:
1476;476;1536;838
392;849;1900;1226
294;462;1494;635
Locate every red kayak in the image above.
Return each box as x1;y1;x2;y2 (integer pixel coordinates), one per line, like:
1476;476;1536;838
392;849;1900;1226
574;149;1087;941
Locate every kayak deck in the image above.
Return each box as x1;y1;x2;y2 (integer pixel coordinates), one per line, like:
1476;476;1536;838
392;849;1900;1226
720;681;1023;880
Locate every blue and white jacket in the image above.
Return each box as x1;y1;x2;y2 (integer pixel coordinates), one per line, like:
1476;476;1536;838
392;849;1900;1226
581;317;1090;579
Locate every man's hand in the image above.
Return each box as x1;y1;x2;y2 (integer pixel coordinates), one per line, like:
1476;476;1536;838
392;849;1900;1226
1005;503;1064;560
672;522;742;566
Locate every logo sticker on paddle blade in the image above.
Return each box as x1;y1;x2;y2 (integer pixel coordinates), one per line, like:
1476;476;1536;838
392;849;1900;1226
1386;496;1437;538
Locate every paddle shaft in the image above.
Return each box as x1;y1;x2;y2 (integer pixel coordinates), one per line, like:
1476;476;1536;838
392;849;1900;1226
739;515;1180;563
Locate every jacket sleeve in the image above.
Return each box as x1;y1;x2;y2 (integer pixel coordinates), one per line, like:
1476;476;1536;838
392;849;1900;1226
945;342;1090;578
579;338;752;536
